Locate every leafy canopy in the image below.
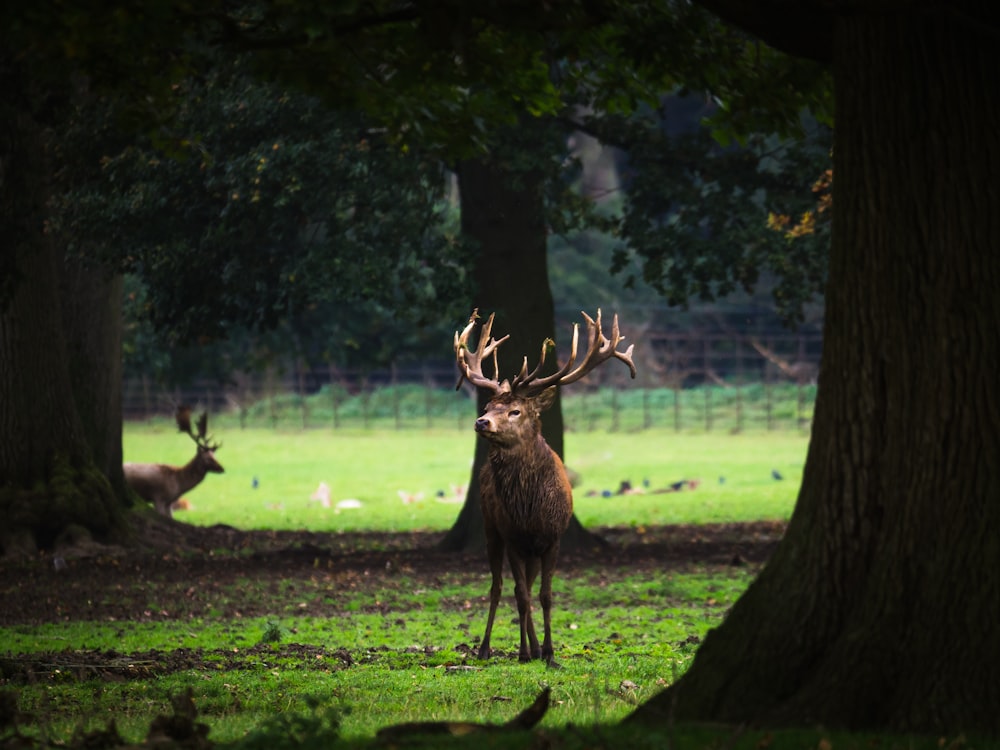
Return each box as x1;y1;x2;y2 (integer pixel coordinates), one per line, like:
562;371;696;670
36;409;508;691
52;58;471;345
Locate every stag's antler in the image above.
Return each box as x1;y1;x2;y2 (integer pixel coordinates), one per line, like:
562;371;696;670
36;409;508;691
175;405;221;451
511;309;636;395
454;309;511;394
453;309;636;396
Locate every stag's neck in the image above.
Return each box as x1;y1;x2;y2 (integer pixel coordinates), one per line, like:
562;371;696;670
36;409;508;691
174;457;210;495
489;431;547;458
488;433;561;477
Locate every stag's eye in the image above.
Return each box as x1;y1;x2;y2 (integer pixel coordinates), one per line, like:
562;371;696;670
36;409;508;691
509;409;521;417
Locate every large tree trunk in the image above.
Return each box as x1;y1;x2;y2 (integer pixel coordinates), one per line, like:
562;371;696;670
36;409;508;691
0;61;129;556
629;9;1000;735
439;156;604;554
61;261;129;501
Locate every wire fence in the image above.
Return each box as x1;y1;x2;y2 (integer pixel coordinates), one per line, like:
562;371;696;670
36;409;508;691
124;332;821;433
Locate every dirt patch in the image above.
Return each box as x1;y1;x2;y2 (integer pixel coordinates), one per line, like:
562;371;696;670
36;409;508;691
0;517;784;627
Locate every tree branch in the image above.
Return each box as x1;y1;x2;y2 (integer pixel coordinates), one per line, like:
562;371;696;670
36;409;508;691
187;7;421;52
693;0;835;62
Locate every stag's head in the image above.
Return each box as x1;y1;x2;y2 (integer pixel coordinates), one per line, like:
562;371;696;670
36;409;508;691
455;310;636;448
176;406;225;474
472;388;557;448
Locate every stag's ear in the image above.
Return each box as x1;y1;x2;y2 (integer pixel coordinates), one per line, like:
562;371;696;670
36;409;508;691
535;387;558;413
176;406;192;434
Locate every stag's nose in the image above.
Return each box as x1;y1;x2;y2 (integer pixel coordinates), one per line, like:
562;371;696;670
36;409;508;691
475;417;491;433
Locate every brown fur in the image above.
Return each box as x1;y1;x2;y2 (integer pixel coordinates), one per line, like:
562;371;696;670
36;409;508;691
454;309;635;666
124;447;223;518
475;387;573;666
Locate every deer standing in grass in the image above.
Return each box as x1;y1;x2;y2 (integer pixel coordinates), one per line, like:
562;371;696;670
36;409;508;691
455;309;636;666
124;407;224;518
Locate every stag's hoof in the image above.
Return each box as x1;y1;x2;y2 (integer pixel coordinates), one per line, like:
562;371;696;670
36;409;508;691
477;646;492;661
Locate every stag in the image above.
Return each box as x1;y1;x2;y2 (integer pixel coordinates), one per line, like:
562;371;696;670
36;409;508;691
455;309;636;666
123;406;224;518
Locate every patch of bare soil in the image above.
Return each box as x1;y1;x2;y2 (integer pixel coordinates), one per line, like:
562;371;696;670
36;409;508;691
0;517;784;624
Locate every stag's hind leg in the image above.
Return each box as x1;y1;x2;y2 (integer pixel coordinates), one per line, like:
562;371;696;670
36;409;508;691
539;542;561;667
478;527;505;660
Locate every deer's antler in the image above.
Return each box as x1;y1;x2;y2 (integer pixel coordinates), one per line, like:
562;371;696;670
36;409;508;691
511;309;636;395
175;406;221;452
453;309;636;397
454;309;511;394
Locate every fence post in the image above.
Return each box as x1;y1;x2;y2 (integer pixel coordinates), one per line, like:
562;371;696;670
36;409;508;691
141;375;152;421
267;368;278;429
236;384;246;430
392;363;402;430
298;362;308;430
328;364;340;430
704;387;712;432
735;340;744;433
361;375;371;429
702;339;712;431
423;367;434;429
798;383;807;431
765;380;774;431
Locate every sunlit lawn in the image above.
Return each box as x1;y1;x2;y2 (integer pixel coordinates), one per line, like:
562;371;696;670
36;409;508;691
12;426;956;750
122;425;808;532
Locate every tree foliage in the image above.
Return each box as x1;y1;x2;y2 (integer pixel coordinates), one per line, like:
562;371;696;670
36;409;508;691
594;100;831;322
52;59;471;346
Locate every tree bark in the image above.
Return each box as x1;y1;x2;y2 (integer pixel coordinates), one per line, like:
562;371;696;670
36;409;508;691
61;261;129;502
439;156;604;554
630;7;1000;735
0;60;128;555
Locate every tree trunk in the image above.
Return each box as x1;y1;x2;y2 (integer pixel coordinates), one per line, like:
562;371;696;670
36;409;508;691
629;9;1000;735
0;62;128;555
439;156;604;554
61;261;129;501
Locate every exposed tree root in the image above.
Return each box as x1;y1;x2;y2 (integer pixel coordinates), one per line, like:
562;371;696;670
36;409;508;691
375;687;551;742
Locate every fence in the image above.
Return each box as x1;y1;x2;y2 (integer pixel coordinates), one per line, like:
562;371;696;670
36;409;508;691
123;331;821;432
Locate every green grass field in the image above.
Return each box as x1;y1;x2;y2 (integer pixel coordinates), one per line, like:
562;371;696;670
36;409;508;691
4;427;968;749
4;566;754;743
122;425;809;531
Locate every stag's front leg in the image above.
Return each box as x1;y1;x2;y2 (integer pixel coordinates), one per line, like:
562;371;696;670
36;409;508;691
523;556;542;660
539;543;561;668
506;549;534;662
478;528;505;660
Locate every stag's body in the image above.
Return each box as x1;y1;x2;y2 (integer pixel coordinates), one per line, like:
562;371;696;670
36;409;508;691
124;450;223;517
455;309;635;667
477;389;574;665
124;407;224;518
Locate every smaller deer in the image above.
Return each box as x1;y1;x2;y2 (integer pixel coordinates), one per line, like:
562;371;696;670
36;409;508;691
124;406;224;518
455;309;635;666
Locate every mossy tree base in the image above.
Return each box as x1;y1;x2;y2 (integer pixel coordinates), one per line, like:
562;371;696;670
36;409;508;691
0;453;130;556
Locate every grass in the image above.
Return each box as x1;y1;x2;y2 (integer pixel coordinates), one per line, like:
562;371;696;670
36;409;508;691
17;427;960;749
120;425;808;531
4;422;979;748
4;565;753;743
